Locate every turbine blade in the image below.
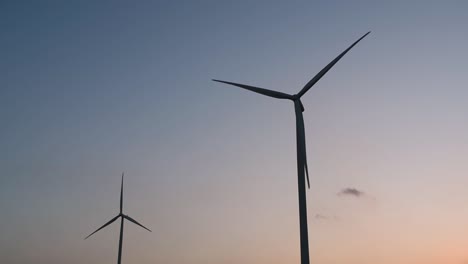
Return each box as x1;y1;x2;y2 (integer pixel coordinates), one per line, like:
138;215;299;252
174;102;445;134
124;215;152;232
120;172;124;214
298;114;310;189
118;217;124;264
295;101;310;189
302;125;310;190
84;214;120;239
298;31;371;97
213;79;293;100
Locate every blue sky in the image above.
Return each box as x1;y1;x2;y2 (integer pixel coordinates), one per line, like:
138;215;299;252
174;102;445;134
2;1;468;263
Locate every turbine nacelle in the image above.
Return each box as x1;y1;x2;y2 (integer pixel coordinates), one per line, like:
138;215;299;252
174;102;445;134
291;94;300;100
291;96;306;112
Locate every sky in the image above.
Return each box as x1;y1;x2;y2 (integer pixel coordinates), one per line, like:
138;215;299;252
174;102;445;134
1;0;468;263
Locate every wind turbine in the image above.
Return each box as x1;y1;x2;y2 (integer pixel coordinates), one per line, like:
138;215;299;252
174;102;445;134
213;32;370;264
85;173;151;264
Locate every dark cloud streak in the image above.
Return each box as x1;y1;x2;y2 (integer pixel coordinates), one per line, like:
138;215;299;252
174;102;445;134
338;188;365;198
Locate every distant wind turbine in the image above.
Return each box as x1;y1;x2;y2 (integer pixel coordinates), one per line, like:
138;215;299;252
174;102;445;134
85;173;151;264
213;31;370;264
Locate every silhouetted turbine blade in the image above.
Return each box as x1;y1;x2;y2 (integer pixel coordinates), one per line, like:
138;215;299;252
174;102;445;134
120;172;124;214
124;215;152;232
304;147;310;189
298;31;371;98
84;214;120;239
213;79;293;100
296;107;310;189
300;119;310;189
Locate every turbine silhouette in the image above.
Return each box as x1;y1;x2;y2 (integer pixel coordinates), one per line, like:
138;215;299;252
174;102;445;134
85;173;151;264
213;31;370;264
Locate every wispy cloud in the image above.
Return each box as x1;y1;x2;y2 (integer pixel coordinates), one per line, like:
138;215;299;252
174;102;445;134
314;214;328;220
314;214;340;222
338;187;365;198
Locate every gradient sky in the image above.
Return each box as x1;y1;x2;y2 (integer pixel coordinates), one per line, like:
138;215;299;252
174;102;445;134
2;1;468;263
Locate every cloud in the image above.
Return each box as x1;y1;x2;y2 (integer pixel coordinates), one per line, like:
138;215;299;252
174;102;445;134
314;214;328;220
338;187;365;198
314;214;341;222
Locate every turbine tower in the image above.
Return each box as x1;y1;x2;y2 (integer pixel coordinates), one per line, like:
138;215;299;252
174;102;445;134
213;32;370;264
85;173;151;264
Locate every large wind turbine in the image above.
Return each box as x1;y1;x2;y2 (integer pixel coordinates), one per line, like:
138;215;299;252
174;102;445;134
213;32;370;264
85;173;151;264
